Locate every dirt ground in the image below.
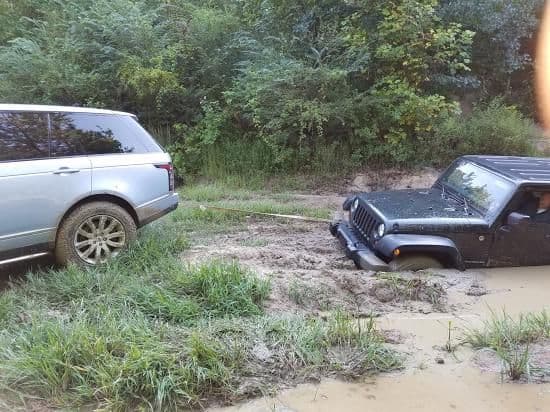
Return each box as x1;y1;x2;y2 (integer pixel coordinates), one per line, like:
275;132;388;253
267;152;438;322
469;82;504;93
183;218;480;317
180;170;550;412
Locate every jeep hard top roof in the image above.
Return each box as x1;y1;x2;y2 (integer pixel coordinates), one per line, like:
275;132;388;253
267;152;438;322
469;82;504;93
0;104;134;117
462;155;550;184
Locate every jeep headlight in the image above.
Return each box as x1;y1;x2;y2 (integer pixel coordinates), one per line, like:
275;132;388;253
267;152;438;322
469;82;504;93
377;223;386;238
351;198;359;212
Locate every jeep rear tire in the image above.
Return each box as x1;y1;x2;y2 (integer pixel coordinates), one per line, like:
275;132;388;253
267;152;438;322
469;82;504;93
389;255;443;271
55;202;137;266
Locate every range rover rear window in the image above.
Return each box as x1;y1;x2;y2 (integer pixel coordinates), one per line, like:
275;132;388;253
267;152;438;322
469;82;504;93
50;112;161;157
0;112;49;161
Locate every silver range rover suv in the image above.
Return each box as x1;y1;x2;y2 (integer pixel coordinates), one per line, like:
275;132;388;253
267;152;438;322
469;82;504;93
0;104;179;266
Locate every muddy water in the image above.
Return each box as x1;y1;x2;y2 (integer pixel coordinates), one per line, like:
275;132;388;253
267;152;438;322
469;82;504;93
212;266;550;412
474;266;550;315
216;372;550;411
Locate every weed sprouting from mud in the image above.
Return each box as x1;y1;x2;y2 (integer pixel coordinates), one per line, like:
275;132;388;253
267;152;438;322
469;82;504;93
466;310;550;350
497;344;531;381
466;310;550;381
445;321;455;353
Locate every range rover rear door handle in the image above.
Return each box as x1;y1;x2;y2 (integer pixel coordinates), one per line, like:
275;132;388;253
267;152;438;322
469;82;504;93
52;167;81;175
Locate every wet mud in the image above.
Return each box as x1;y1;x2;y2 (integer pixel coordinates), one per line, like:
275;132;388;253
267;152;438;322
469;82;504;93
195;193;550;412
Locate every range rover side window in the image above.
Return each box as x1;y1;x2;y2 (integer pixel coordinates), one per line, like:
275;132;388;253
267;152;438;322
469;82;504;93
50;112;150;157
0;112;49;161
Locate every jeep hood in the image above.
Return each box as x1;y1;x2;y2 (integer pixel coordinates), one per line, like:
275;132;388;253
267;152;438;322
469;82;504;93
357;189;485;222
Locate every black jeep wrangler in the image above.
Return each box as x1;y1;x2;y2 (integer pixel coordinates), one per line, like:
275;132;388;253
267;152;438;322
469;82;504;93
331;155;550;271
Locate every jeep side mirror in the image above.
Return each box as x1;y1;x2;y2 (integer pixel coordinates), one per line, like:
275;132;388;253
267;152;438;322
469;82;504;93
507;212;530;227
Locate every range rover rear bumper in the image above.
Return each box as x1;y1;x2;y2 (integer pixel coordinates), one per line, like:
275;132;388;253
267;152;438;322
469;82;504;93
330;220;389;271
136;193;179;227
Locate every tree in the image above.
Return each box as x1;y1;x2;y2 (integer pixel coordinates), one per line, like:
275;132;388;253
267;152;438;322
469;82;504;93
439;0;544;112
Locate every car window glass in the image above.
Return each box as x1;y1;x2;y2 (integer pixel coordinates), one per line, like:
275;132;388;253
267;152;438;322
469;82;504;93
519;191;550;222
441;160;514;215
50;113;150;156
0;112;49;161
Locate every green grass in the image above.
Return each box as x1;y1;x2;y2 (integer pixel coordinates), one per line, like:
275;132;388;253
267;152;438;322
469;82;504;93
180;183;256;202
466;310;550;351
172;183;333;236
0;206;399;410
0;306;399;410
166;261;271;318
465;310;550;381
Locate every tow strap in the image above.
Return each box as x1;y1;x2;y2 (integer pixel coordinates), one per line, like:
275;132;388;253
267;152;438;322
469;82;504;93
199;205;332;224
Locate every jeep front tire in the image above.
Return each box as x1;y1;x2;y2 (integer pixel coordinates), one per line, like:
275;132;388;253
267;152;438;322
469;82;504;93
389;255;443;271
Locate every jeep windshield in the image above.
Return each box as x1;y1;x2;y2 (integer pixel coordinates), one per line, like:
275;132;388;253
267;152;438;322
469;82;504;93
439;160;514;216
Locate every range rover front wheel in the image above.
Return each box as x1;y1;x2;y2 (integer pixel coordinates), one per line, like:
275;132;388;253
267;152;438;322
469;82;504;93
55;202;137;266
389;255;443;272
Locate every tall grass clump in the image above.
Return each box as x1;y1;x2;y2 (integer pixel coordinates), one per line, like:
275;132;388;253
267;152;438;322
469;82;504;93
466;310;550;350
466;310;550;381
0;293;18;328
167;261;271;318
0;305;238;410
0;308;399;409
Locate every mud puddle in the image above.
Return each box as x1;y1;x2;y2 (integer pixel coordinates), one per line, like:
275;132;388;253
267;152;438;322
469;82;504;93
473;266;550;315
209;265;550;412
213;372;550;412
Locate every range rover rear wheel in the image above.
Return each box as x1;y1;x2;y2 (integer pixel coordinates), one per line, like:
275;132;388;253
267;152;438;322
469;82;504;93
389;255;443;272
55;202;137;266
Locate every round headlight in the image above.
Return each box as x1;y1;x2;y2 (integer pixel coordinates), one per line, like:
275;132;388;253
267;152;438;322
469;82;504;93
351;199;359;212
377;223;386;238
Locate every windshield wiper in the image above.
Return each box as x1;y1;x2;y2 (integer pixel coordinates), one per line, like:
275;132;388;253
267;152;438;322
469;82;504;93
463;196;470;214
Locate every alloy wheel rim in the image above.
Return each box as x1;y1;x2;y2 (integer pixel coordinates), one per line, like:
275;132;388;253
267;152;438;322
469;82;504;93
74;215;126;265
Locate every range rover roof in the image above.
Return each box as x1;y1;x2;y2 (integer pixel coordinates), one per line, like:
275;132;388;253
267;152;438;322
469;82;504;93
0;104;134;117
464;155;550;184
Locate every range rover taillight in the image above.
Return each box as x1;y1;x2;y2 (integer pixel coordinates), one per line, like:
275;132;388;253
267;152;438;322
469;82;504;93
155;163;175;191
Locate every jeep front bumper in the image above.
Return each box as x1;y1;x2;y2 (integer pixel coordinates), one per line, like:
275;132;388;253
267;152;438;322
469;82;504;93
330;220;389;271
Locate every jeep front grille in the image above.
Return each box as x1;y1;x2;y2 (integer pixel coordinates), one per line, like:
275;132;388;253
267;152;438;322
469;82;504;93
351;203;380;247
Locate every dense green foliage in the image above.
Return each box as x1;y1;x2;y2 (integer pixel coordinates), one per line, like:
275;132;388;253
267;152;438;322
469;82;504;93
0;0;543;176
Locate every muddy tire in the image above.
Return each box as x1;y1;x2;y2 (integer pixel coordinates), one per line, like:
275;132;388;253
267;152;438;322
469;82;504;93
55;201;137;266
389;255;443;272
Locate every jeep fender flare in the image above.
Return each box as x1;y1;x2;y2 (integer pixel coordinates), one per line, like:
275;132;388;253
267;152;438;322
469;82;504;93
376;234;465;270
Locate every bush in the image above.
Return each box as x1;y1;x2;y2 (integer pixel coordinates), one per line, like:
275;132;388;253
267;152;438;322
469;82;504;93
422;99;538;166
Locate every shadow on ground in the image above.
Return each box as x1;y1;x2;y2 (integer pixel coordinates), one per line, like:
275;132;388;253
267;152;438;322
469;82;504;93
0;257;56;290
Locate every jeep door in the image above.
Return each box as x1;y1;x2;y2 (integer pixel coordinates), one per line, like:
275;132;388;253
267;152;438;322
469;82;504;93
492;221;550;266
489;190;550;266
523;221;550;265
488;222;522;266
0;111;92;258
